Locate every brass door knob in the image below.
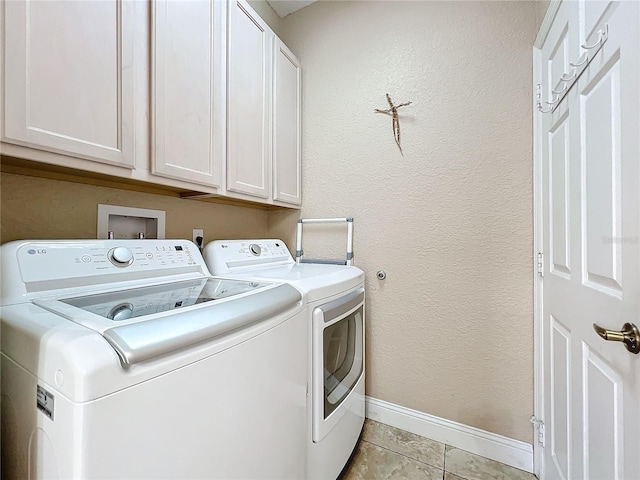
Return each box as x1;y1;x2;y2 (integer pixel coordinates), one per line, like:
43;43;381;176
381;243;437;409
593;322;640;354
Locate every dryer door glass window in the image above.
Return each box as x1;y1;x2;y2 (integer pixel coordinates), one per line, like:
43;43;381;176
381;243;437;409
323;305;363;418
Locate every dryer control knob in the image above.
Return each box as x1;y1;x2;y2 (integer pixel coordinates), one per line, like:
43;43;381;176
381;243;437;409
249;244;262;256
109;247;134;266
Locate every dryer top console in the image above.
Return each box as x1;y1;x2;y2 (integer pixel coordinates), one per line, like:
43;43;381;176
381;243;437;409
207;239;295;274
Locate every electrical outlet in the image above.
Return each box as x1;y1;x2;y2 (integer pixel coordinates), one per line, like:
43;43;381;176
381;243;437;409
192;229;204;248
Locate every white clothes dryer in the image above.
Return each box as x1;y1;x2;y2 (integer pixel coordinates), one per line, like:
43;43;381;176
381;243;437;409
1;239;307;480
204;239;366;480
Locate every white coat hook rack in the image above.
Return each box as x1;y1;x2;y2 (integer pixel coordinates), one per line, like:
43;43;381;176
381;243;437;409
536;24;608;114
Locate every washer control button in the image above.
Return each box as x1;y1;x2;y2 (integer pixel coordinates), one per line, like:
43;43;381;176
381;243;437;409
249;244;261;256
81;255;91;263
109;247;134;266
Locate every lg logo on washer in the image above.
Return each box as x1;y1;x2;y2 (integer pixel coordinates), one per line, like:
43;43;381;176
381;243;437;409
27;249;47;255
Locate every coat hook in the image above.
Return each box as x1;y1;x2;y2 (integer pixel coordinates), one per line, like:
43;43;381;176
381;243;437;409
545;92;560;105
552;83;568;95
582;24;608;50
569;53;589;68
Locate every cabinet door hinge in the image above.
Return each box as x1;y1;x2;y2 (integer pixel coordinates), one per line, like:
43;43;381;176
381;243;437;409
530;415;545;446
537;252;544;278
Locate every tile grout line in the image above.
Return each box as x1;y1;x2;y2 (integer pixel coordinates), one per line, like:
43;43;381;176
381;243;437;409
359;438;445;474
443;445;447;479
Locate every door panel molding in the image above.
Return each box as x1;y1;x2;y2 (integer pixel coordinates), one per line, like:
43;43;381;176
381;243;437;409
548;112;571;278
581;343;623;480
580;54;622;296
550;316;571;480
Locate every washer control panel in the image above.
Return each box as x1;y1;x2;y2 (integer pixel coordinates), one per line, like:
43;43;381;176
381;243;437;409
204;240;294;274
15;240;204;284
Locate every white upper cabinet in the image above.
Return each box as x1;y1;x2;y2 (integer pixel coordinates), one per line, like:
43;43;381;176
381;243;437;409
226;0;272;199
272;39;302;206
2;0;135;168
1;0;302;208
227;0;302;207
151;0;225;188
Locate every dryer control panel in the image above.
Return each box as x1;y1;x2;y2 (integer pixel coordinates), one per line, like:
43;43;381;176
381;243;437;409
204;240;294;274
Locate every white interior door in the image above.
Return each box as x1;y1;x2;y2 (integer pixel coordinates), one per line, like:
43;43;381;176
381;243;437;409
539;1;639;479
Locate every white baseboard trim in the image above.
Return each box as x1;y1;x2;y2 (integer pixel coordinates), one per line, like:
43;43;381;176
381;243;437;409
365;396;533;473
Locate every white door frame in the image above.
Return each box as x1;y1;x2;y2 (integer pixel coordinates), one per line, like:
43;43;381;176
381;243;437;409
532;2;563;478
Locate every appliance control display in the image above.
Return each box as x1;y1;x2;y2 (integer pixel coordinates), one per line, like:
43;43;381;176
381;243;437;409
224;241;290;259
207;240;295;274
16;240;204;284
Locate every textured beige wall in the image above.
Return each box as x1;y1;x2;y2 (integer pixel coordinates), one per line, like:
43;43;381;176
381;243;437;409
272;1;537;442
0;173;267;244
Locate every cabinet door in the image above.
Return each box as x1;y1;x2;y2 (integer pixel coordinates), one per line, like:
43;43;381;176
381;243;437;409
227;0;272;199
151;0;225;187
273;39;302;206
2;0;135;168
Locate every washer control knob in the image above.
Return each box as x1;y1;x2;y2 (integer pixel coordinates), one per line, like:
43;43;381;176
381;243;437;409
249;244;262;256
109;247;134;266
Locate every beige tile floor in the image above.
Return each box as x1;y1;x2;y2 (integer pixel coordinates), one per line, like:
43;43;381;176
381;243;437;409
340;420;538;480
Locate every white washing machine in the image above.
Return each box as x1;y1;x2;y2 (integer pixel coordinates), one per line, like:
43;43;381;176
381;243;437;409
0;239;307;479
204;238;366;480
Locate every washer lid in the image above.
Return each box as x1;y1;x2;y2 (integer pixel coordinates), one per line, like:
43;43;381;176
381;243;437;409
34;279;302;364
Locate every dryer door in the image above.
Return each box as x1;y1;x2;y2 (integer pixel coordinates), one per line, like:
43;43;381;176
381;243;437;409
312;288;364;442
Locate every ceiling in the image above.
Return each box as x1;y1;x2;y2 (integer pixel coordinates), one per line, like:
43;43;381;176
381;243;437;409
266;0;317;17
